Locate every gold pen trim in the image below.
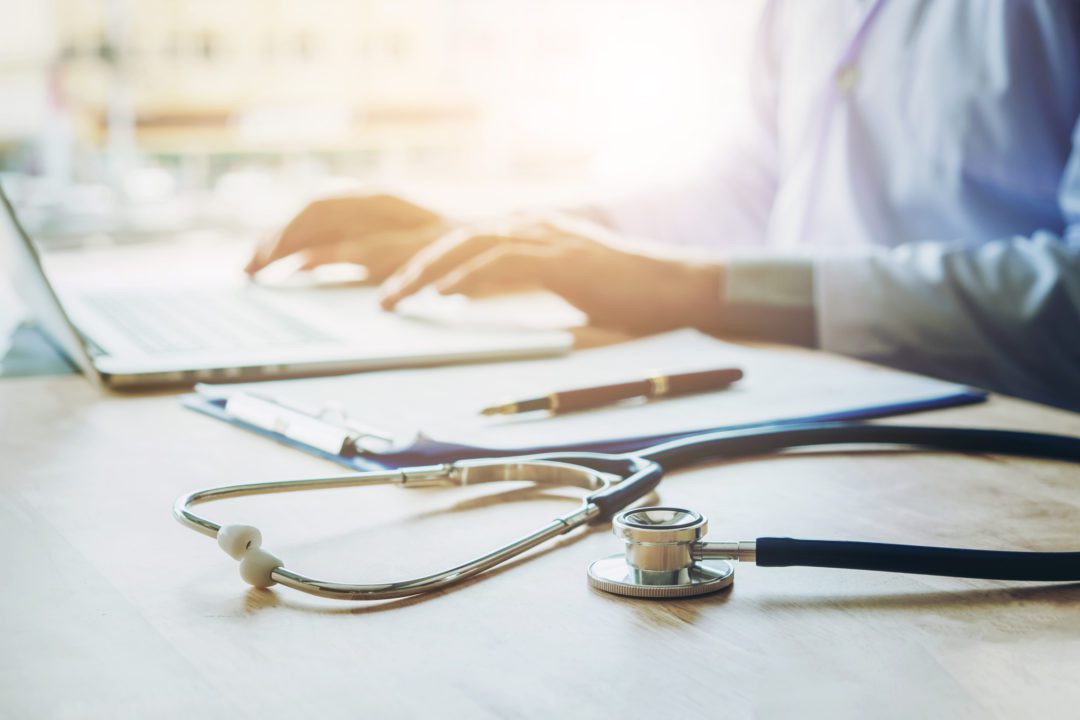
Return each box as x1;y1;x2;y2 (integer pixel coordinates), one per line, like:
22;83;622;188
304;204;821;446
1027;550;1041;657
647;372;670;398
546;393;560;413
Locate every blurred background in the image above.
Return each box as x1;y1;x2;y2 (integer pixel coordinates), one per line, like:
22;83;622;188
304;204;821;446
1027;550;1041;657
0;0;757;248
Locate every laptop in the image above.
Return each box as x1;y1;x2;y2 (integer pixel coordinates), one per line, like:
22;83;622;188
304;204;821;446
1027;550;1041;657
1;185;572;389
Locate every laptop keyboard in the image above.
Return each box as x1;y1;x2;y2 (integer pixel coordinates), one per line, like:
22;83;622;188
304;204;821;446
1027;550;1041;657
84;290;332;354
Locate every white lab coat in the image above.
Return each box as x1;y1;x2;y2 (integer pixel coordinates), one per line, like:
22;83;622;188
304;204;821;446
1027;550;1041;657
602;0;1080;408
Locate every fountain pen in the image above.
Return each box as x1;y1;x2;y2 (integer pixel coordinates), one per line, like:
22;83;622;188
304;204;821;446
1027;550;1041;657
480;367;744;416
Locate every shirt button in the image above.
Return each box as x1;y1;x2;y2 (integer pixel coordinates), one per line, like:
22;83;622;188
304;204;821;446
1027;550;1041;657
836;63;858;93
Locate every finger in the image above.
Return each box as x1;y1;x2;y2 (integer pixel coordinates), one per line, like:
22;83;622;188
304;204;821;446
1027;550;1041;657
296;244;397;282
245;203;342;275
246;211;329;274
434;245;560;297
246;195;431;275
378;230;502;309
297;244;344;270
297;223;443;278
244;230;283;274
295;232;390;269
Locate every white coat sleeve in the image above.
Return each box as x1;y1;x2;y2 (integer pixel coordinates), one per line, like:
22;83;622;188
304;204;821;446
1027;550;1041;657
814;118;1080;410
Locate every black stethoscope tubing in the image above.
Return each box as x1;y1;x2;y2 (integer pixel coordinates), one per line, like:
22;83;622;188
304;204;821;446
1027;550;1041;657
566;422;1080;582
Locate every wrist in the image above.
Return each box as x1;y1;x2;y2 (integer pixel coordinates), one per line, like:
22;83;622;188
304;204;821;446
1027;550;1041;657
674;259;726;334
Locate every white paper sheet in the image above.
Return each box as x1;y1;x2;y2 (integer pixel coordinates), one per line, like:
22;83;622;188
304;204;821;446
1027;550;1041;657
198;330;979;451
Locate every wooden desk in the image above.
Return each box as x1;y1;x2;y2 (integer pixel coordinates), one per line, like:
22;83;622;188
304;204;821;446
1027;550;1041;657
2;351;1078;719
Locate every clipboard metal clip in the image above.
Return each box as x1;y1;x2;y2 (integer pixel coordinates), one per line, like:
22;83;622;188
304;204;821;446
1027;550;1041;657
222;391;408;456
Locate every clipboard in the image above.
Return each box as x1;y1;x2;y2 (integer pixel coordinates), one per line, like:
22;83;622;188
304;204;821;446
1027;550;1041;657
182;388;986;470
181;331;987;470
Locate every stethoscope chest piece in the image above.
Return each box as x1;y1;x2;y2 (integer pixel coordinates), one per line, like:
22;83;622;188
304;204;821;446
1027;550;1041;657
587;507;735;599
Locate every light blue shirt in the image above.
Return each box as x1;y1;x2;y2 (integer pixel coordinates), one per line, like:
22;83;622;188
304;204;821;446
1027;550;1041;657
602;0;1080;410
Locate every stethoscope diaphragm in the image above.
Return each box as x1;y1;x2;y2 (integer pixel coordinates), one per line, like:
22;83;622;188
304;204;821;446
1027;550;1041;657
587;507;735;598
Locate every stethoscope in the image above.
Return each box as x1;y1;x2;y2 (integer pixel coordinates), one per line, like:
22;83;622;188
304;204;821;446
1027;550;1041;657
174;421;1080;601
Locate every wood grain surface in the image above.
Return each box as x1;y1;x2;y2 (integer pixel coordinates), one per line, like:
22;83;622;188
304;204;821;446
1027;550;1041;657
1;346;1078;719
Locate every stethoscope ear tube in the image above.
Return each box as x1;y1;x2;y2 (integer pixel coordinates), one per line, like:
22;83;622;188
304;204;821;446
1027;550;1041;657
508;452;665;522
584;458;664;522
640;422;1080;470
755;538;1080;581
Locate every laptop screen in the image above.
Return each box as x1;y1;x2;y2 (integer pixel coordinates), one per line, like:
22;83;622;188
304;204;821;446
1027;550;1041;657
0;184;101;385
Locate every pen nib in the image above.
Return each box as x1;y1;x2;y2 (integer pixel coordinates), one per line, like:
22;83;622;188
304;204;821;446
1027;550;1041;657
480;403;517;416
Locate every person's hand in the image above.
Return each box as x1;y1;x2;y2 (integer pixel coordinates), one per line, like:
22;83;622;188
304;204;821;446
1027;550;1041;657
244;194;450;280
378;214;725;334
